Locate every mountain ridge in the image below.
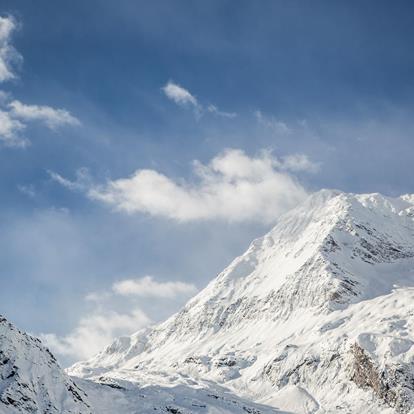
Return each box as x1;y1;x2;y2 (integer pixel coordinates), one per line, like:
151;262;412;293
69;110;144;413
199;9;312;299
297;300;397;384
2;189;414;413
68;189;414;413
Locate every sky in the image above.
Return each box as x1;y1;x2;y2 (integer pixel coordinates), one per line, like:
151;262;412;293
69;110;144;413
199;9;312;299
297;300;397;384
1;0;414;366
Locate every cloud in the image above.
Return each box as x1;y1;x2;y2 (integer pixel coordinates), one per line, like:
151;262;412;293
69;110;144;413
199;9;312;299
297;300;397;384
113;275;197;298
40;275;196;361
254;110;291;135
279;154;320;173
47;167;91;191
40;309;150;360
0;109;27;147
9;100;80;129
18;184;36;198
0;15;80;148
162;81;198;107
87;149;310;223
162;80;237;119
0;99;80;147
207;104;237;119
0;16;21;83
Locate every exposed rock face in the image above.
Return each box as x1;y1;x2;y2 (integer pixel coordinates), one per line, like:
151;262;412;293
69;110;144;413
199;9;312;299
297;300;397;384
352;343;383;392
352;343;414;413
0;316;91;414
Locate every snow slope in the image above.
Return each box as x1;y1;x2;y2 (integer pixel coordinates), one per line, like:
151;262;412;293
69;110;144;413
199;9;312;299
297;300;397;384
0;317;284;414
0;316;91;414
69;190;414;413
76;376;285;414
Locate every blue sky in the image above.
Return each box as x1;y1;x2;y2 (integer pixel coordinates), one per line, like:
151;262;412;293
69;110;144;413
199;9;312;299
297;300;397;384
1;1;414;365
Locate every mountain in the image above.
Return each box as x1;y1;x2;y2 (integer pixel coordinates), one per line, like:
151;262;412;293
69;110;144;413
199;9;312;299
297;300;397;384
69;190;414;413
3;190;414;413
0;315;91;414
0;319;280;414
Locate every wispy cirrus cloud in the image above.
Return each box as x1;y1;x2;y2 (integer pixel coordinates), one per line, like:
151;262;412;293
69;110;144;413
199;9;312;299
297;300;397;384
17;184;36;198
254;110;291;135
0;15;80;147
9;100;80;129
207;104;237;119
113;275;197;298
0;16;21;83
47;167;91;192
162;80;237;119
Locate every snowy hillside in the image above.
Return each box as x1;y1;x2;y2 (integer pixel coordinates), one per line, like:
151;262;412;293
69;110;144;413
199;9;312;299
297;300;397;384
69;190;414;413
0;318;282;414
0;316;91;414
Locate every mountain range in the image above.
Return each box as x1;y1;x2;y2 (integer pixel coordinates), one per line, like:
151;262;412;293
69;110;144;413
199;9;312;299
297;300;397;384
2;190;414;413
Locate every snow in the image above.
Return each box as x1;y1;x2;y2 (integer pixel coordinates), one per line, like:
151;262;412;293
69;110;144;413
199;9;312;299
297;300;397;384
3;189;414;413
0;316;91;413
77;377;284;414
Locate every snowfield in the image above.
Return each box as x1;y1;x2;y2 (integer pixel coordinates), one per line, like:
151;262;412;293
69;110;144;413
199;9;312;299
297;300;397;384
3;190;414;413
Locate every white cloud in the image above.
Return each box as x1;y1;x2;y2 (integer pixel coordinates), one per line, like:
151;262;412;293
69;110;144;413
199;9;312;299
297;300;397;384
47;167;91;191
0;16;80;148
113;275;197;298
40;309;150;360
162;80;237;119
88;149;309;223
255;110;291;135
41;275;196;361
207;104;237;119
0;99;80;147
280;153;320;173
0;109;27;147
0;16;21;83
9;100;80;129
162;81;198;107
47;170;79;190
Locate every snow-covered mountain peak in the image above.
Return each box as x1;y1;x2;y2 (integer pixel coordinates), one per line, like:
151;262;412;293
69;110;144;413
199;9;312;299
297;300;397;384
184;190;414;316
400;194;414;205
0;315;91;413
2;189;413;413
70;191;414;367
66;190;414;413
